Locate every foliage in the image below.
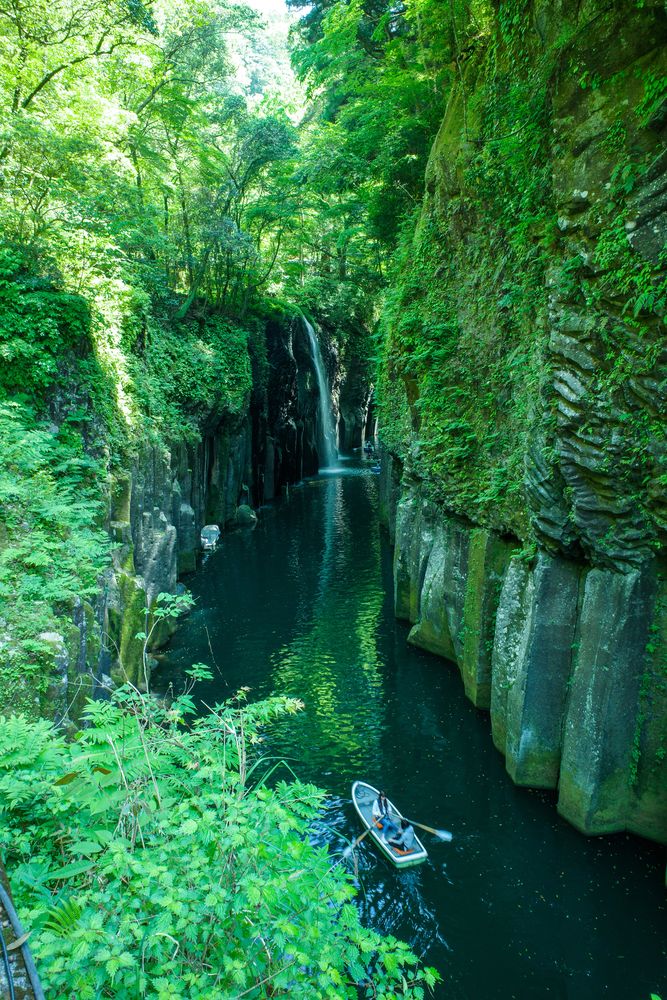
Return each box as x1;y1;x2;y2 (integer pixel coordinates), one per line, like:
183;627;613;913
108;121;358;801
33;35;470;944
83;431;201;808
133;313;254;443
278;0;471;327
375;0;666;545
0;248;91;396
0;0;300;443
0;687;440;998
0;402;110;716
372;0;553;536
0;0;290;320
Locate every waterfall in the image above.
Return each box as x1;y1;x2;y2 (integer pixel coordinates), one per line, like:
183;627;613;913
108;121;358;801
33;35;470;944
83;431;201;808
303;316;336;468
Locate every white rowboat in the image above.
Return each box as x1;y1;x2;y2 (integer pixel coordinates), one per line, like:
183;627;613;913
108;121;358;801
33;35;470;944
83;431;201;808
351;780;428;868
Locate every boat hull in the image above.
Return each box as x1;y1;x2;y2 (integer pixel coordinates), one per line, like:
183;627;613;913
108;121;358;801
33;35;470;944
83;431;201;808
351;781;428;868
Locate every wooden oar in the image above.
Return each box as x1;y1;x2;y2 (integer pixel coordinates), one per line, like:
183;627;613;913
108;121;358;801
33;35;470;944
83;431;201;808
404;819;452;842
342;827;373;858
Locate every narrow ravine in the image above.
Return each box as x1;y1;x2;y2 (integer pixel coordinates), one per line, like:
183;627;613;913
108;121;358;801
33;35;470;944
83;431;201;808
157;464;667;1000
2;0;665;995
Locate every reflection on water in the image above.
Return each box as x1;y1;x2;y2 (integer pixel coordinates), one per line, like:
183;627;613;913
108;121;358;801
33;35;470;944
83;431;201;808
157;464;667;1000
269;473;386;770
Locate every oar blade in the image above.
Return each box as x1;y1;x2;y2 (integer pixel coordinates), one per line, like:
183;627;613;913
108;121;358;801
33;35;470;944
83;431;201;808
406;818;453;843
343;826;372;858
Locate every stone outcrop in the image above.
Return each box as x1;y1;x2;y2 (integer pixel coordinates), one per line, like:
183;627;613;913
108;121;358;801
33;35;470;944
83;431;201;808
258;316;320;501
338;355;374;453
382;459;667;847
37;602;101;724
526;0;667;572
492;553;581;789
104;423;253;688
102;315;332;690
558;566;662;836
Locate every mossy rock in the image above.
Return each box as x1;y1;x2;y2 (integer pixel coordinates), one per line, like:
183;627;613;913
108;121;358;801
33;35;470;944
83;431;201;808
235;504;258;526
109;573;148;688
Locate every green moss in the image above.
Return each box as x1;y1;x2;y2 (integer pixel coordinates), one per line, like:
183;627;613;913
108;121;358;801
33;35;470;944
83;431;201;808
461;532;515;708
111;473;132;523
377;1;665;563
0;252;266;717
461;530;489;704
558;767;632;837
110;574;148;688
377;13;552;535
407;617;457;663
507;748;562;790
62;619;92;722
629;572;667;842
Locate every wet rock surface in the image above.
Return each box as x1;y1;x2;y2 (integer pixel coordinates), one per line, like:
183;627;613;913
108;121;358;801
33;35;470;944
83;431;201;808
382;476;667;846
528;3;667;570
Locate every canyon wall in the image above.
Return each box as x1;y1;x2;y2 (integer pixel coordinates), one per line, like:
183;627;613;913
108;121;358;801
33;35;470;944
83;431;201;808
45;313;369;718
381;462;666;844
378;0;667;847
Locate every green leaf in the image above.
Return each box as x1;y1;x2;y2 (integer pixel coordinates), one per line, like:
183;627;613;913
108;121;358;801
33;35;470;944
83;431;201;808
45;860;95;881
70;841;103;855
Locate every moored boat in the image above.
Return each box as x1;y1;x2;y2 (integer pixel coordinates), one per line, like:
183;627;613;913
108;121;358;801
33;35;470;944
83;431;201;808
351;780;428;868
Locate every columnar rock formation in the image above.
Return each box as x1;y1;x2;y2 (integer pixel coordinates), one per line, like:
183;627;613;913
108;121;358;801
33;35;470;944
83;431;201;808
381;462;666;845
379;0;666;848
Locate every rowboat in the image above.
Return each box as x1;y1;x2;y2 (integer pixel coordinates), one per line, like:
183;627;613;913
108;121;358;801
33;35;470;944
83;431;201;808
351;780;428;868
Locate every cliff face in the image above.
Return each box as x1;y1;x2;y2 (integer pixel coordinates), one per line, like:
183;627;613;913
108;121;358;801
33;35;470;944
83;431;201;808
379;0;667;845
42;312;370;714
103;423;254;691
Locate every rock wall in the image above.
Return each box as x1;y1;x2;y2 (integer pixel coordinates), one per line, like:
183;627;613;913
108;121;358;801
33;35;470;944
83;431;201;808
381;458;667;846
46;310;371;714
43;417;259;711
258;315;320;501
523;1;667;571
377;0;667;851
104;420;253;688
338;355;374;453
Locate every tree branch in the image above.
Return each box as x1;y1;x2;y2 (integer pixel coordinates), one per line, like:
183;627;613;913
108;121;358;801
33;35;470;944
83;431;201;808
21;36;129;109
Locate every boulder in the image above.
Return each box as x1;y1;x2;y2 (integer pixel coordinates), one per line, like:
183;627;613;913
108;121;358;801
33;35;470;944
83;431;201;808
235;504;258;526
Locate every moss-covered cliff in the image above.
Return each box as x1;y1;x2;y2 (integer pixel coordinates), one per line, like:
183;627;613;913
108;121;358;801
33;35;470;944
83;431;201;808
0;249;369;718
378;0;667;845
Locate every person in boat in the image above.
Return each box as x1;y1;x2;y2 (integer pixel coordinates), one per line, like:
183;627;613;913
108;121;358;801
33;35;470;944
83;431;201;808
372;791;399;838
388;818;415;853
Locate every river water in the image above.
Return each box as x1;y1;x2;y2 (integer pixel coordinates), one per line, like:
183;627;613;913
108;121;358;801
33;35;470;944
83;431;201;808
158;462;667;1000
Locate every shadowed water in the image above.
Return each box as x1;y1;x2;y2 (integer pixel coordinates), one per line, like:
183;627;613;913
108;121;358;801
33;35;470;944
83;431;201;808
158;462;667;1000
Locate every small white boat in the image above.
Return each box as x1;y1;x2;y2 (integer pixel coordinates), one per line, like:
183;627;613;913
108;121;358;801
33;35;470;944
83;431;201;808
351;780;428;868
200;524;220;550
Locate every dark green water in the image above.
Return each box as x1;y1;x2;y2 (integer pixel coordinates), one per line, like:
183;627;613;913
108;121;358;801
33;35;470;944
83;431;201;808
158;462;667;1000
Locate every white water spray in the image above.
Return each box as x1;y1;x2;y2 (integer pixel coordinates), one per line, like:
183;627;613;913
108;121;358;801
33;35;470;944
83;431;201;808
303;316;336;468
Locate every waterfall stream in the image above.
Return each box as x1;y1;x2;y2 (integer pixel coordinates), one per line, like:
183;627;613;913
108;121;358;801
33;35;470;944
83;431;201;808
303;316;336;468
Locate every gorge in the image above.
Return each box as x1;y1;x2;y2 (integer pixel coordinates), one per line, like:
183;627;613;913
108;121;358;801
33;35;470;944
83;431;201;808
0;0;665;996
